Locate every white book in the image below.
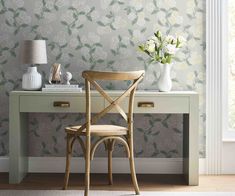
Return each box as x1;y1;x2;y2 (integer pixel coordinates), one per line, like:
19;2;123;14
42;88;82;92
45;84;79;89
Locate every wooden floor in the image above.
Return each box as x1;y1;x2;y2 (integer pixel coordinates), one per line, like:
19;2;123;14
1;173;235;192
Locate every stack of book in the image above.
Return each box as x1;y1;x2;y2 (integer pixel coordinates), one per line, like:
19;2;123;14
42;84;82;92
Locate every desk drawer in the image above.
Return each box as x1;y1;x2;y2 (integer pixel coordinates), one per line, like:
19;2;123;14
134;96;189;113
20;95;103;113
105;96;189;113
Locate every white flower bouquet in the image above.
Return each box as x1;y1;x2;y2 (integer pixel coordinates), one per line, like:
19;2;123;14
138;30;186;64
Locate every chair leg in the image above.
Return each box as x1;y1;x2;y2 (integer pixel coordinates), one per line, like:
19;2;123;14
128;137;140;195
85;135;91;196
108;139;113;185
63;134;73;190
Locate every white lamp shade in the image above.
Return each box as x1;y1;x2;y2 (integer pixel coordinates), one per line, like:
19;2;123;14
20;40;47;64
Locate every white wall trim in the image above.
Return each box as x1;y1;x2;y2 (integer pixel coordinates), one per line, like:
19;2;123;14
28;157;183;174
199;158;206;175
0;157;206;174
222;142;235;174
0;157;9;172
206;0;226;175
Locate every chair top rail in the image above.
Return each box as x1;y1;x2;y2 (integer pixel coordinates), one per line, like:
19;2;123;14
82;70;145;81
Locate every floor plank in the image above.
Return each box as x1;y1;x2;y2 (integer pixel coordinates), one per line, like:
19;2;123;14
1;173;235;192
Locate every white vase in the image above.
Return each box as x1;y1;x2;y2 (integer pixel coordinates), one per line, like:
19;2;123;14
22;67;42;90
157;63;172;92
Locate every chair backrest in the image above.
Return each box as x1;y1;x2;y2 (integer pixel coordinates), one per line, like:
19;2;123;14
78;70;145;134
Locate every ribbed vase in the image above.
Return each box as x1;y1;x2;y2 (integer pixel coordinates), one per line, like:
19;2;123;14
22;67;42;90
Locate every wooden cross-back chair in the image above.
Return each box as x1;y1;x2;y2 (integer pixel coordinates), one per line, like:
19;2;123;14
63;70;145;196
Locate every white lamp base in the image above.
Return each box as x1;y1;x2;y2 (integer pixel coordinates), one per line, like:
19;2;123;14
22;67;42;90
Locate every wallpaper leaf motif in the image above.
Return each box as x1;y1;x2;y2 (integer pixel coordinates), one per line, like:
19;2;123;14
0;0;206;158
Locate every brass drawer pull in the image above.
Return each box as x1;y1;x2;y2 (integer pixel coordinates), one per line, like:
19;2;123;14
53;101;70;108
138;102;154;108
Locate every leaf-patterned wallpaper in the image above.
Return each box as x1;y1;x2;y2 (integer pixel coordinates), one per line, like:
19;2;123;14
0;0;206;158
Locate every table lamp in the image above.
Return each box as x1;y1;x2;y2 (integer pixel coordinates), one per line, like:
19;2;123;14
20;40;47;90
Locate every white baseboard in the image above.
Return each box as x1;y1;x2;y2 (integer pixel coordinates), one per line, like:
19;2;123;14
199;158;206;174
29;157;184;174
0;157;9;172
0;157;206;174
222;142;235;174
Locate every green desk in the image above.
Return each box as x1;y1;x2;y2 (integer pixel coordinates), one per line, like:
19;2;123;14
9;91;199;185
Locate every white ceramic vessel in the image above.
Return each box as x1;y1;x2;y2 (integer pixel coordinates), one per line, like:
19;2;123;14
22;66;42;90
157;63;172;92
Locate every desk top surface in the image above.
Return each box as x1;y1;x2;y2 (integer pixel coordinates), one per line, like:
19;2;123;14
11;90;198;96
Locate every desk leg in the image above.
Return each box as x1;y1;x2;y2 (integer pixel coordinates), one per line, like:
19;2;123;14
183;95;199;185
9;94;28;184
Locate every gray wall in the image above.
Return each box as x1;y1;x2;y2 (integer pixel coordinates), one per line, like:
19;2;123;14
0;0;206;157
